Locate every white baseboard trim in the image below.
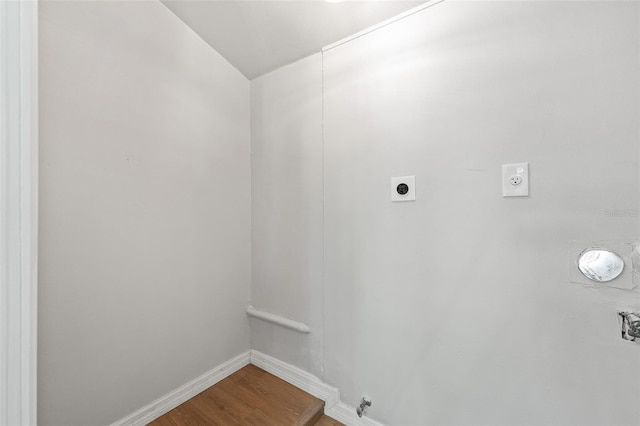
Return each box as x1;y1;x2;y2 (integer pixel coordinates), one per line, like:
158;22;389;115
249;350;384;426
109;351;250;426
109;350;383;426
250;350;339;408
326;401;384;426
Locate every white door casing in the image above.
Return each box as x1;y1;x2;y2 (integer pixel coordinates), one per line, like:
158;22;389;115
0;0;38;425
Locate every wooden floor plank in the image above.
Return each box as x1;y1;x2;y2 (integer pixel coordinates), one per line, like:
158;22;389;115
243;408;281;426
218;368;310;423
159;403;218;426
190;387;251;425
187;396;243;425
148;364;344;426
315;415;345;426
147;415;177;426
293;398;325;426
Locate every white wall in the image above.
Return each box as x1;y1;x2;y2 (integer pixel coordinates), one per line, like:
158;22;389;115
250;54;324;377
38;2;250;425
322;1;640;425
38;1;640;424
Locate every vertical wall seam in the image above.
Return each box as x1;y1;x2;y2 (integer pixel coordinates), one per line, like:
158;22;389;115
0;2;8;421
320;50;326;382
248;79;253;353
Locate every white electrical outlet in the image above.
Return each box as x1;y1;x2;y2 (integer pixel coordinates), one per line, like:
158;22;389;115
508;175;522;186
502;163;529;197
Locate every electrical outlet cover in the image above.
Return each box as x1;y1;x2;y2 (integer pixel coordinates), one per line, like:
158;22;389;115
391;176;415;202
502;163;529;197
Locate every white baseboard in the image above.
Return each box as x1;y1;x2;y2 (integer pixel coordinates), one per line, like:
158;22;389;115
109;349;383;426
249;350;384;426
109;351;250;426
249;350;339;408
326;401;384;426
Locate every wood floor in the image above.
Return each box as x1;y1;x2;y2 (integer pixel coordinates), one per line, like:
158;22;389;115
149;364;344;426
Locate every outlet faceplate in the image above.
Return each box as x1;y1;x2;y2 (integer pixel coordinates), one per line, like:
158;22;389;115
391;176;415;201
502;163;529;197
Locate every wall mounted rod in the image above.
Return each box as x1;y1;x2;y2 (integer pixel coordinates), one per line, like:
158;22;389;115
246;305;311;334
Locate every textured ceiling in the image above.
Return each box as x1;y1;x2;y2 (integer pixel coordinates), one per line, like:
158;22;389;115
162;0;424;79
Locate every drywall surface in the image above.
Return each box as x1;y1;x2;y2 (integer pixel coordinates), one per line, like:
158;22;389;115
250;54;324;377
38;2;250;425
323;1;640;425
